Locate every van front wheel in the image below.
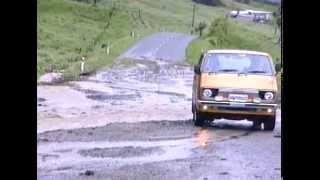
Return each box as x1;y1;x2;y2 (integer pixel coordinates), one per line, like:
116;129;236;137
193;112;205;127
264;116;276;131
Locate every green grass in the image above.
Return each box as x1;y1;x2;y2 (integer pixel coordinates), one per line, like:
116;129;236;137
187;18;281;65
38;0;154;79
38;0;280;80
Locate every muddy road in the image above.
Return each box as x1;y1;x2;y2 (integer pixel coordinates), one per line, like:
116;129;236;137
37;33;281;180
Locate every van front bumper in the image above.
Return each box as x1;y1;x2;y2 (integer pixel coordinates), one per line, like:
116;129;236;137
196;100;278;116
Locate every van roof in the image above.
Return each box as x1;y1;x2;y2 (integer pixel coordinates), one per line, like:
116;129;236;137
206;49;270;56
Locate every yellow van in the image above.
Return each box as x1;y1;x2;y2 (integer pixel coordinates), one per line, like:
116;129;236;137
192;49;281;130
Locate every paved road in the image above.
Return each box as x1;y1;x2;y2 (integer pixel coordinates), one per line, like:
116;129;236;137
119;32;196;62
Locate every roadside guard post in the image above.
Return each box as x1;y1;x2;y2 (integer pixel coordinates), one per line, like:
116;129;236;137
81;57;85;73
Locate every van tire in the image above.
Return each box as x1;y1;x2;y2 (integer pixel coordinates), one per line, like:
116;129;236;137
193;111;205;127
252;120;262;130
264;116;276;131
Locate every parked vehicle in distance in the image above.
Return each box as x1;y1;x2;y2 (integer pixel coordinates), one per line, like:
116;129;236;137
230;10;273;23
192;49;281;130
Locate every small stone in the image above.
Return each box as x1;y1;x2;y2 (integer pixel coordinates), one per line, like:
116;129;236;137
219;172;229;175
84;170;94;176
38;97;46;102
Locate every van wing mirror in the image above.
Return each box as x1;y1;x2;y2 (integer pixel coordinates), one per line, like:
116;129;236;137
194;65;201;74
275;63;281;73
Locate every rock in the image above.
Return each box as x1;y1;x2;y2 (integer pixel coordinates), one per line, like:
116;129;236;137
219;172;229;175
37;97;46;102
80;170;94;176
38;72;63;84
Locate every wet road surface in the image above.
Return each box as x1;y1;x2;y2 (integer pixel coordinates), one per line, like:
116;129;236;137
118;32;196;62
38;116;281;180
37;32;281;180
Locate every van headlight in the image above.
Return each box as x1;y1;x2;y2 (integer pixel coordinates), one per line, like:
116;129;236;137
202;89;212;97
264;92;274;100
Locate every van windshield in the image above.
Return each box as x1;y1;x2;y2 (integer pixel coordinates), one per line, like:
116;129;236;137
201;53;273;75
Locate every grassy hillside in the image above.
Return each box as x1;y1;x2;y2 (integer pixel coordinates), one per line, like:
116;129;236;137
38;0;280;79
186;17;281;65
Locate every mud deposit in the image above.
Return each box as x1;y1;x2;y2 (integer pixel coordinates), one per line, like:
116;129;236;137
37;32;281;180
78;146;164;158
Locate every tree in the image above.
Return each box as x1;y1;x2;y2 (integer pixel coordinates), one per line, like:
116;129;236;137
195;22;207;37
276;15;281;44
272;7;281;43
234;0;251;4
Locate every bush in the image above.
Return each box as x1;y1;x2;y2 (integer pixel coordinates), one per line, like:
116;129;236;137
207;17;231;47
192;0;223;6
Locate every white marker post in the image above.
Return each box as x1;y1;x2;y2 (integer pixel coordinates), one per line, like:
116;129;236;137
106;41;110;55
81;57;85;73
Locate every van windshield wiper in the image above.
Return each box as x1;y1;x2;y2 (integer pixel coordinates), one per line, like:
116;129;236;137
246;70;266;74
218;69;238;72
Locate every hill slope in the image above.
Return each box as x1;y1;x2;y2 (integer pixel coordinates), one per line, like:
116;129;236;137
38;0;280;79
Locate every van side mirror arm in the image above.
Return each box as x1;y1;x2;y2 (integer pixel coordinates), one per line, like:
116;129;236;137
275;63;281;74
194;65;201;74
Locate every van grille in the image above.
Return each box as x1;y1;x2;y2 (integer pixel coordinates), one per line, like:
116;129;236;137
218;107;257;112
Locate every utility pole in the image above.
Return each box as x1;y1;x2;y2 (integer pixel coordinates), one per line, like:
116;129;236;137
192;4;196;27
